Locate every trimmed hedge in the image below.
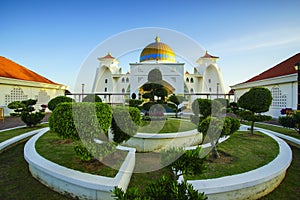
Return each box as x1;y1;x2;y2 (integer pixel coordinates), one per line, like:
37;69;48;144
48;96;74;111
49;102;77;139
82;94;102;102
49;102;112;140
111;106;141;144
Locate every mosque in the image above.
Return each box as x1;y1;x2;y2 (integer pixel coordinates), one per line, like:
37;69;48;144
92;36;225;105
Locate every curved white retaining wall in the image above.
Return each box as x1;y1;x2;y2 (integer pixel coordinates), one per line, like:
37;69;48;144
24;128;135;200
184;127;292;200
0;129;40;151
109;129;202;152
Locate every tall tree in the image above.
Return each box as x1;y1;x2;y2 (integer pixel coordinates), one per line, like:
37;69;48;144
237;87;272;135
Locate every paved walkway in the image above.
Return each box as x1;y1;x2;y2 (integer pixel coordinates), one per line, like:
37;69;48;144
0;113;50;130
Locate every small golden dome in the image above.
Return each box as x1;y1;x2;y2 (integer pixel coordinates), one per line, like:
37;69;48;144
140;36;176;62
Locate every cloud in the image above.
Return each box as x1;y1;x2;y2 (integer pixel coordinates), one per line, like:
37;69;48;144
208;27;300;54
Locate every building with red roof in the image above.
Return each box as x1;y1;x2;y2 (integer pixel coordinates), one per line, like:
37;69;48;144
0;56;68;116
231;53;300;118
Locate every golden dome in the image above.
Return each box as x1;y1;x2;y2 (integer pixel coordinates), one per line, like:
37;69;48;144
140;36;176;63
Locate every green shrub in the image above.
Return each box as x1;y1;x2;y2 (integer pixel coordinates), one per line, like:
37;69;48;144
198;116;237;158
48;96;74;111
72;102;113;161
49;102;77;140
7;101;25;116
191;98;212;118
228;117;241;133
112;175;207;200
82;94;102;102
111;106;141;144
20;99;45;127
129;99;143;108
74;142;93;161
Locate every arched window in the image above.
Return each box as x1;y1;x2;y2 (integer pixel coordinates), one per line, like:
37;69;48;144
190;88;194;93
208;79;211;84
209;88;212;92
122;77;125;83
186;77;189;82
122;88;125;93
126;77;129;83
190;78;194;83
105;79;108;84
104;87;107;92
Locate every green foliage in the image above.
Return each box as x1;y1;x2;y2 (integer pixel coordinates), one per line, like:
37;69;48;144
49;102;77;140
7;101;25;116
112;175;207;200
111;106;141;144
279;112;300;133
198;116;239;158
82;94;102;102
168;95;185;118
49;102;114;161
228;117;241;134
129;99;143;108
161;147;206;180
191;98;212;119
73;142;93;161
19;99;45;127
21;112;45;127
229;102;240;114
237;87;272;134
141;83;168;102
48;96;74;111
238;87;272;113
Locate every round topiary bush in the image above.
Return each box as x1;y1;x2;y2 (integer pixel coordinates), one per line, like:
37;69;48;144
49;102;77;139
49;102;113;141
82;94;102;102
48;96;74;111
111;106;141;144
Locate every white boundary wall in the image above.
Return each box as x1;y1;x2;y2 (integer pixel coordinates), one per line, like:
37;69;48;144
24;128;135;200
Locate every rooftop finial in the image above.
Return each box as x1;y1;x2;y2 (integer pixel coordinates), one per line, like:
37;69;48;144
155;35;160;43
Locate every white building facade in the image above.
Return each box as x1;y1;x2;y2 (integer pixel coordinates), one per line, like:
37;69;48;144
0;56;67;116
92;36;225;105
231;53;300;118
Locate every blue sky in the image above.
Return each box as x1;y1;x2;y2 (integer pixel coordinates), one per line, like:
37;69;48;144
1;0;300;92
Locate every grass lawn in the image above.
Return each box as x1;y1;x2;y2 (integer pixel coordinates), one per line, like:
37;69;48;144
138;118;197;133
0;141;71;200
186;131;279;179
0;123;48;143
243;121;300;140
36;130;126;177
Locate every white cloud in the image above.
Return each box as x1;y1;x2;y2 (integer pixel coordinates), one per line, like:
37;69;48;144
208;27;300;54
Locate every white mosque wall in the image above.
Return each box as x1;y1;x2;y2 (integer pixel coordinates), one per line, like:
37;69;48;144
202;64;225;94
130;63;185;96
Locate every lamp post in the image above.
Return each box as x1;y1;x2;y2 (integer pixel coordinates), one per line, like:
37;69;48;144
81;83;85;102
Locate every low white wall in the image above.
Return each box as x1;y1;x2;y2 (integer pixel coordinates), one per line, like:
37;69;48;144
183;126;292;200
24;128;135;200
109;129;202;152
0;129;40;151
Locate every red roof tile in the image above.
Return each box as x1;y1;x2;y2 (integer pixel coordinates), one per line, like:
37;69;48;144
0;56;58;85
201;51;219;59
99;52;115;59
244;53;300;83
